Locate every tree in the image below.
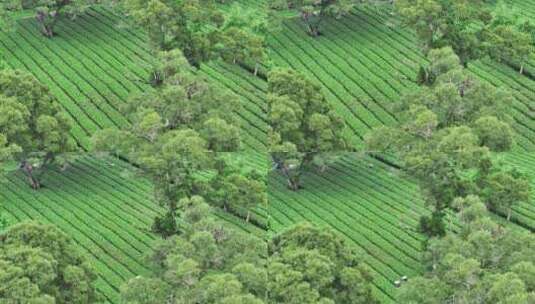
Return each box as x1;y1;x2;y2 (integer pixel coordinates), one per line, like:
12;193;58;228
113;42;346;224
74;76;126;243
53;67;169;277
396;0;535;68
366;48;517;236
396;0;492;65
122;0;267;69
121;0;225;66
0;69;76;189
399;196;535;303
120;197;267;304
483;166;530;221
271;0;355;36
0;221;98;303
484;24;534;74
218;4;268;75
92;51;243;236
268;68;346;190
268;222;377;304
2;0;94;37
483;2;535;74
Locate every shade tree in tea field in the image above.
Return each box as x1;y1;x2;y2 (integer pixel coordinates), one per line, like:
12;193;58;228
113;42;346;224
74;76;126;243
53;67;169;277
0;69;76;189
366;47;529;236
1;0;95;37
268;68;346;190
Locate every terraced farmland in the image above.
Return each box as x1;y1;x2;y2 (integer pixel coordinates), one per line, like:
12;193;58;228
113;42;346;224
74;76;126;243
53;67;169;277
0;7;267;151
1;0;535;303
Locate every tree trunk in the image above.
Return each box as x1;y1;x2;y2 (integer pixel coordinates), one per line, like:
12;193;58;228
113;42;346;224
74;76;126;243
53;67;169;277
307;24;320;37
507;208;512;221
21;162;40;189
246;211;250;223
520;64;524;75
254;63;259;76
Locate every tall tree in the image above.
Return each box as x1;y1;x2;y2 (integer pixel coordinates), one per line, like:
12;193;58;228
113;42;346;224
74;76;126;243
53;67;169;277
205;155;267;224
0;69;76;189
483;165;531;221
268;68;346;190
483;2;535;74
122;0;225;66
271;0;355;36
366;47;519;236
92;50;243;236
218;4;268;75
1;0;94;37
396;0;535;68
0;221;99;303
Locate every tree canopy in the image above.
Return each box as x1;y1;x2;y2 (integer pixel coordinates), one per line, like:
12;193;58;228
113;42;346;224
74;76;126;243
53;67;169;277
399;195;535;303
122;0;267;68
0;68;76;189
120;200;378;304
268;68;346;190
92;50;267;236
366;47;527;236
270;0;355;36
0;221;99;303
268;222;377;304
1;0;95;37
120;196;267;304
396;0;535;69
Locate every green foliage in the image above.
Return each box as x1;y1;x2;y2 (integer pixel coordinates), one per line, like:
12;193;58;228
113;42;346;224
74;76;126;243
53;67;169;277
2;0;95;37
121;0;221;65
268;222;377;304
418;211;446;237
0;69;76;189
120;197;267;303
271;0;355;36
0;221;98;303
396;0;492;64
268;68;346;190
396;0;535;68
92;50;259;235
218;4;268;73
399;196;535;303
122;0;266;68
366;47;523;235
483;1;535;74
483;165;531;221
204;155;267;223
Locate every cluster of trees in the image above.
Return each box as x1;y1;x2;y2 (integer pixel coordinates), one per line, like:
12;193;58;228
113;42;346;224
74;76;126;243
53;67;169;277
92;49;266;236
399;196;535;303
0;221;99;303
396;0;535;73
121;0;268;69
120;198;377;304
372;2;535;301
366;47;530;235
